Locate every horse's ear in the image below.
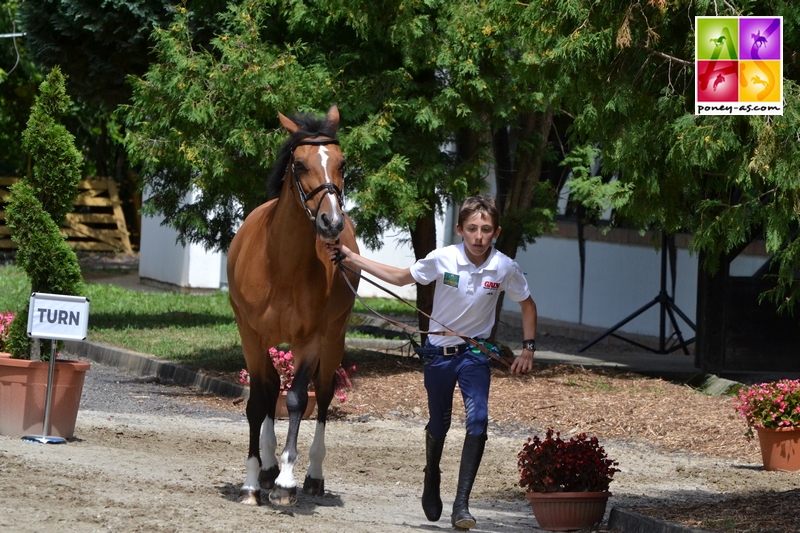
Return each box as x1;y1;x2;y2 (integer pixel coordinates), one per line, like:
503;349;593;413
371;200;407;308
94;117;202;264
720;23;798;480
326;105;340;133
278;111;300;134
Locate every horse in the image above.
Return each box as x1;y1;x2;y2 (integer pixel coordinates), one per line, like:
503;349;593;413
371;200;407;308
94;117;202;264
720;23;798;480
751;31;768;49
227;105;360;506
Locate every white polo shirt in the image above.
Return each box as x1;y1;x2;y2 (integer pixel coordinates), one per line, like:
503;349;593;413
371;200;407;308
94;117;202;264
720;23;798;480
409;243;530;347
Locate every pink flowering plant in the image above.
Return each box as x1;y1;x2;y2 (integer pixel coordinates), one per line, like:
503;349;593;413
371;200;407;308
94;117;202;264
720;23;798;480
733;379;800;438
0;311;15;352
239;346;354;403
518;428;619;493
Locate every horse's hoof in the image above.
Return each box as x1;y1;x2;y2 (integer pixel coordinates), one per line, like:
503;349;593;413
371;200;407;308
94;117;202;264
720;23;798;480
259;465;280;489
268;485;297;506
302;475;325;496
238;487;262;505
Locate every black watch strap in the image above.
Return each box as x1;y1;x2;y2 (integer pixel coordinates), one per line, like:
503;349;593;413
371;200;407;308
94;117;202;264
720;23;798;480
523;339;536;352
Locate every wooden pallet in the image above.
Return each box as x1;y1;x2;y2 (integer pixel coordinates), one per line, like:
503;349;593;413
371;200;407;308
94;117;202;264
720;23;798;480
0;176;133;253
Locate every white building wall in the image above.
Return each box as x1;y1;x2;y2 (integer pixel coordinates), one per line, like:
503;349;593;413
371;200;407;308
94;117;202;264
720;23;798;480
511;237;701;337
138;189;222;290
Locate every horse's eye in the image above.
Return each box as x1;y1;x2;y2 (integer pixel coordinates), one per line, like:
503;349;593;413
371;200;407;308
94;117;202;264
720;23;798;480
294;161;307;173
338;160;347;173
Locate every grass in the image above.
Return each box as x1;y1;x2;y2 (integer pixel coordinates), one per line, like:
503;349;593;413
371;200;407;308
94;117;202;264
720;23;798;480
0;264;411;374
353;296;415;316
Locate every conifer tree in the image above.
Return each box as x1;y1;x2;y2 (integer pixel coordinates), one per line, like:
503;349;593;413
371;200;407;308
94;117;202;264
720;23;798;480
5;66;84;359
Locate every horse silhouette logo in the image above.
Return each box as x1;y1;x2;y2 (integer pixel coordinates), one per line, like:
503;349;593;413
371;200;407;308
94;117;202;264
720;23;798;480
751;30;768;49
751;75;768;88
713;74;726;91
710;35;726;47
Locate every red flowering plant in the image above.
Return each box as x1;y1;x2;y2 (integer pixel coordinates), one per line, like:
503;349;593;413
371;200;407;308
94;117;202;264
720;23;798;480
517;428;620;493
0;311;15;352
239;346;355;403
733;379;800;438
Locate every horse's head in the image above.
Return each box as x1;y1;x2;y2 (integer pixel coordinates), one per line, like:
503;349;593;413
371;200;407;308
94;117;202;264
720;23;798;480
277;106;346;242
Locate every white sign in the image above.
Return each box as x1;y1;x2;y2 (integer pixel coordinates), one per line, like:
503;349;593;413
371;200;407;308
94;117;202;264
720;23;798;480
26;293;90;341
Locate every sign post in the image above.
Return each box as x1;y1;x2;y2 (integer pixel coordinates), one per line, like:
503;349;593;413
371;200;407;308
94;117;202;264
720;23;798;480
22;293;90;445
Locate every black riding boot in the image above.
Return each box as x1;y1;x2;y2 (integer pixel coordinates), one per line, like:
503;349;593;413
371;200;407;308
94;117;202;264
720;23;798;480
451;431;487;530
421;428;446;521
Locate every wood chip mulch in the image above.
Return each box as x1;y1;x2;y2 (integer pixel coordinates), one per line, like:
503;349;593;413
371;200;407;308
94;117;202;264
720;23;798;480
198;349;798;532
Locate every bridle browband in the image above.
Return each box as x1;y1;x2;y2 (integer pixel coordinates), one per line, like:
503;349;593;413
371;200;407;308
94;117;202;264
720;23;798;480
288;138;344;223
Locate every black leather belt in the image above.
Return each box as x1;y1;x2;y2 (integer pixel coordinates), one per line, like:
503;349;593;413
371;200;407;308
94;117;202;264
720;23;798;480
413;342;469;359
439;344;468;356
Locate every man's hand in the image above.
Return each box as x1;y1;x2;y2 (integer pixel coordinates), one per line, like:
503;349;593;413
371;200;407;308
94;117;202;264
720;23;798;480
510;348;534;374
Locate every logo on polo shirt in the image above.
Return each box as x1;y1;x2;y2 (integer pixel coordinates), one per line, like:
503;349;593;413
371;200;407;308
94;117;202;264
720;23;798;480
483;281;500;290
443;273;460;288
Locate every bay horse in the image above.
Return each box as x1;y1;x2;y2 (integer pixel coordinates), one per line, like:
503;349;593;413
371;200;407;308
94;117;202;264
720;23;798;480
227;105;360;505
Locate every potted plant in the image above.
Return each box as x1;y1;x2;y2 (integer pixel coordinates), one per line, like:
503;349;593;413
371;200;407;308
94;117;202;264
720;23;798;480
239;346;355;419
733;379;800;471
517;428;620;531
0;67;90;439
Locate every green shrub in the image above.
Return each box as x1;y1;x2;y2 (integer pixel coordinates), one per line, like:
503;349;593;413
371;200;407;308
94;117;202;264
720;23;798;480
5;66;84;359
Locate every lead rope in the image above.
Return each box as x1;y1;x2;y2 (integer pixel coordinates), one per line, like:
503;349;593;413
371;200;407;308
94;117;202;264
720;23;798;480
335;256;511;368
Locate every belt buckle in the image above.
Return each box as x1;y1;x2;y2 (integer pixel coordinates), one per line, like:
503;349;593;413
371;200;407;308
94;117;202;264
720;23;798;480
442;346;457;356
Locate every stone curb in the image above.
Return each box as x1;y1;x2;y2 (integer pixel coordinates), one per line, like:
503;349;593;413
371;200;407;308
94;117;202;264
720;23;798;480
608;507;712;533
63;340;247;400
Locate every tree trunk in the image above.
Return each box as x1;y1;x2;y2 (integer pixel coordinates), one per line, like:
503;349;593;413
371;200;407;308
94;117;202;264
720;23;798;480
490;107;553;341
410;204;437;342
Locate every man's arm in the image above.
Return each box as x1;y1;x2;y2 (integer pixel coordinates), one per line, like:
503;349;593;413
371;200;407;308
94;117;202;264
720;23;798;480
510;296;537;374
325;242;415;286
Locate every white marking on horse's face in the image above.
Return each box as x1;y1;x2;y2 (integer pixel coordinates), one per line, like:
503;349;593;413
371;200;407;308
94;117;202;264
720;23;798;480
317;145;341;227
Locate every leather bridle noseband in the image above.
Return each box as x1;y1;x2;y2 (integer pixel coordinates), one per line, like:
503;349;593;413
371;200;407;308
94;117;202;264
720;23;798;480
289;138;344;223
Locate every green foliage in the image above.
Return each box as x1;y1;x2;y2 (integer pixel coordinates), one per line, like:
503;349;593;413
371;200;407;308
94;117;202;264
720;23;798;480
123;0;556;255
5;67;84;358
19;67;82;223
0;0;43;175
521;0;800;314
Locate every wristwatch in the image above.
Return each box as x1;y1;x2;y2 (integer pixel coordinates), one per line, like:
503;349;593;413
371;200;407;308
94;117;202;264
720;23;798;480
523;339;536;352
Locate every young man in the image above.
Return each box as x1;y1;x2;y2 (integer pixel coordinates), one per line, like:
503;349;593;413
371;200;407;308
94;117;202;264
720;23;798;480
325;196;536;529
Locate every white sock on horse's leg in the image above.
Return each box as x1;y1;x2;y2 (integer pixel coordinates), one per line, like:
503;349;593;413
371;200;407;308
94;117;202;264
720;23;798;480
307;421;327;480
260;417;278;470
242;456;261;492
275;448;297;489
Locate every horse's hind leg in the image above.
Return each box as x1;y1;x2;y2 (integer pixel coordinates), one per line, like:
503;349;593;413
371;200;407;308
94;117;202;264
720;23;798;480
239;385;268;505
303;418;328;495
303;380;333;496
259;417;279;489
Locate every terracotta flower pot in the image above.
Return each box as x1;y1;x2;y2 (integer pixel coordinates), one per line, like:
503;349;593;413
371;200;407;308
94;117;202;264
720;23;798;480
0;353;90;439
525;491;611;531
756;426;800;471
275;391;317;420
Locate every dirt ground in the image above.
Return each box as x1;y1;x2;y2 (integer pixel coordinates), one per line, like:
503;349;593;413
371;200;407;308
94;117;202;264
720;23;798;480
2;348;800;533
2;256;796;532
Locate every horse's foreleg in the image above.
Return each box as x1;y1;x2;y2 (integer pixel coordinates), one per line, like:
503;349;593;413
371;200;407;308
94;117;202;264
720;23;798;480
259;417;280;489
303;421;327;495
269;386;308;506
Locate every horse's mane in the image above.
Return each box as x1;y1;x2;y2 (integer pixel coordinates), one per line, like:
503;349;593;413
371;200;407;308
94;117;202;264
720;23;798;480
267;112;340;199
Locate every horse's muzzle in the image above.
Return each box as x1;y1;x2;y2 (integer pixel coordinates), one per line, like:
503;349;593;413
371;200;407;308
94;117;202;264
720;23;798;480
316;210;345;241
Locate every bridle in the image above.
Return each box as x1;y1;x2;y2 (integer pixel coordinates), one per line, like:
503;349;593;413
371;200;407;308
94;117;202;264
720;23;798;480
288;138;344;223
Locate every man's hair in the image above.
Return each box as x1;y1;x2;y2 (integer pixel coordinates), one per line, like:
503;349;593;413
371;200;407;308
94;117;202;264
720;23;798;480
457;195;499;229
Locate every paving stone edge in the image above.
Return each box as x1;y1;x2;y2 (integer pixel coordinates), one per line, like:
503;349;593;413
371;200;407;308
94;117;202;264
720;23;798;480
63;340;248;400
608;507;713;533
